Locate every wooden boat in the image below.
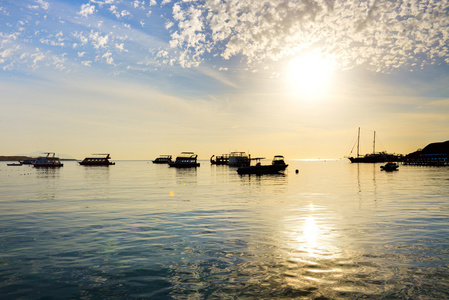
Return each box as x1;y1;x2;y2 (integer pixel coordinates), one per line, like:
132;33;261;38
348;128;402;163
33;153;63;168
237;155;288;175
152;155;172;164
79;154;115;166
169;152;200;168
210;154;229;165
381;162;399;171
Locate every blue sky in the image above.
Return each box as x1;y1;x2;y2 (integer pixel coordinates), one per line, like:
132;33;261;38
1;0;449;159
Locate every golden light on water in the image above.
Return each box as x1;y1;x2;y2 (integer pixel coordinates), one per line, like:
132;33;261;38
304;216;319;251
283;204;340;260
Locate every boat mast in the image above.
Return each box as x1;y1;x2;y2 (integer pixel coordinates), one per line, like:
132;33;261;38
357;127;360;157
373;131;376;154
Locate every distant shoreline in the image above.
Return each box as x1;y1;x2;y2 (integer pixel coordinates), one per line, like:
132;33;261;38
0;156;77;162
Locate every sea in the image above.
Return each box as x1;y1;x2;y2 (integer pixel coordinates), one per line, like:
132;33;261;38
0;159;448;299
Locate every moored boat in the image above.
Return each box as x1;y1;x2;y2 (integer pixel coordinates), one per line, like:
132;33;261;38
20;158;37;165
152;155;172;164
381;162;399;171
210;154;229;165
79;154;115;166
237;155;288;175
7;162;22;166
33;153;63;168
348;128;402;163
228;152;250;167
169;152;200;168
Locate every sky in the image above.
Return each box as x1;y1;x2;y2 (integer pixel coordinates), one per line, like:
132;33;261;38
1;0;449;160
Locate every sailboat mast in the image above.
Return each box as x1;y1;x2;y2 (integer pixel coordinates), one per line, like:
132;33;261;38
373;131;376;154
357;127;360;157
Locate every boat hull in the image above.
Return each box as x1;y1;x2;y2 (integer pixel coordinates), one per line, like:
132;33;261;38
349;154;402;163
380;163;399;171
34;163;63;168
169;162;200;168
237;164;288;175
79;162;115;166
152;160;171;164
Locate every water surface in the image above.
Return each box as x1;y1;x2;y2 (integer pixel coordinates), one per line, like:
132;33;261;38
1;160;448;299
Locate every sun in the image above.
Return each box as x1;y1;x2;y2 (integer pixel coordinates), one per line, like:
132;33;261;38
285;52;334;98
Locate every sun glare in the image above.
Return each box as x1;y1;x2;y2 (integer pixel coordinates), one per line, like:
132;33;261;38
286;53;334;98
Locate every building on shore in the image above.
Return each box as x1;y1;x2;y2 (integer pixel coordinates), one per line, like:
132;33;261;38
403;141;449;166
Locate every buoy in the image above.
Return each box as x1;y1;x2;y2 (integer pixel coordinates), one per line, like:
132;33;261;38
295;169;299;174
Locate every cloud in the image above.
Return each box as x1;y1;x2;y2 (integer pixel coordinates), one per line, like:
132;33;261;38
102;52;114;64
0;0;448;75
89;31;109;49
78;3;96;18
36;0;50;10
167;0;449;72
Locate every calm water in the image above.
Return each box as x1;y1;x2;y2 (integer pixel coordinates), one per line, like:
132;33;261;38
1;160;448;299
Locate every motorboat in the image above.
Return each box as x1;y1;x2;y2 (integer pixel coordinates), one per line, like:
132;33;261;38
7;162;22;166
169;152;200;168
152;155;172;164
210;154;229;165
79;154;115;166
381;162;399;171
237;155;288;175
228;152;250;167
33;153;63;168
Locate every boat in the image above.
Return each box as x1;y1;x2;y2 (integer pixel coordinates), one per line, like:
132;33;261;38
348;128;402;163
79;154;115;166
168;152;200;168
152;155;172;164
33;153;63;168
7;162;22;166
210;154;229;165
381;162;399;171
228;152;250;167
20;158;37;165
237;155;288;175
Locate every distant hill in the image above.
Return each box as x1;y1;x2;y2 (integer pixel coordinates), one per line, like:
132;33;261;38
0;156;77;161
406;140;449;158
0;156;30;162
421;141;449;154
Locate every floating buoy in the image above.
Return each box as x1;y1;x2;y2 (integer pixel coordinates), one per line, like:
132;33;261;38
295;169;299;174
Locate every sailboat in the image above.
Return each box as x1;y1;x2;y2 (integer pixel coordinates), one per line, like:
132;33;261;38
348;128;403;163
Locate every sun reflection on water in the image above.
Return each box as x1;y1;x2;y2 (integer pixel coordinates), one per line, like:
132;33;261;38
303;216;319;253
